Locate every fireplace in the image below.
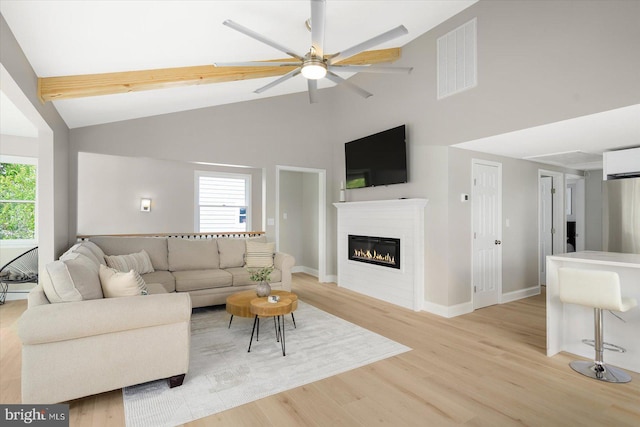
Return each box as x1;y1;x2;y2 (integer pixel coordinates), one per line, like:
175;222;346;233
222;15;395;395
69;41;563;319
348;234;400;269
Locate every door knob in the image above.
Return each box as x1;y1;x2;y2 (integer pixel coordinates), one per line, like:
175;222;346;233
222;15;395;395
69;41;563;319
495;240;502;245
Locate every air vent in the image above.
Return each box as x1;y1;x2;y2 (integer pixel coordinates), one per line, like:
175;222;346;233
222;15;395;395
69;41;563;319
437;18;477;99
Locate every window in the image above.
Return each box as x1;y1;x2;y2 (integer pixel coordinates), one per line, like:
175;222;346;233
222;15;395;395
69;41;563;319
195;171;250;232
0;156;37;244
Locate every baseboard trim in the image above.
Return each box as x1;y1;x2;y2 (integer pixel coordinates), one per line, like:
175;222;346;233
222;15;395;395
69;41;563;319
292;266;319;277
501;286;540;304
4;292;28;301
323;274;337;283
422;300;473;318
422;286;540;318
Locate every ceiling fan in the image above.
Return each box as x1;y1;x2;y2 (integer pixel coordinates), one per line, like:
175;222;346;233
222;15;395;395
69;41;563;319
214;0;413;103
36;0;411;103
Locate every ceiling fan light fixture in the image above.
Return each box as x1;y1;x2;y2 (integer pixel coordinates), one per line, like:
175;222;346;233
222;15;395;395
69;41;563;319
301;58;327;80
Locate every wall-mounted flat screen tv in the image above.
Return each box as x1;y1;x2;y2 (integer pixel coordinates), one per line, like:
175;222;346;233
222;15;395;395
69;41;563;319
345;125;407;189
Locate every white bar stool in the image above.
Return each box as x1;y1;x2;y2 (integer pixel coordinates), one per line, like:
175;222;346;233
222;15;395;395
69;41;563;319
558;267;637;383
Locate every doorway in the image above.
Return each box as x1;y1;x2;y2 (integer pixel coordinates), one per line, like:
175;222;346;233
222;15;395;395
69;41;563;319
565;174;585;253
472;159;502;309
538;170;565;286
1;65;55;273
275;166;327;282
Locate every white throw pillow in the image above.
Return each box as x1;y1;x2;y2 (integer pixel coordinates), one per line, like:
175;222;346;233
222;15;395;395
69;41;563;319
104;250;155;274
41;253;104;303
99;264;149;298
245;241;276;268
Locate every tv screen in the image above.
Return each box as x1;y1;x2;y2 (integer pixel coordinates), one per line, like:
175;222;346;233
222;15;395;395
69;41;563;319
345;125;407;189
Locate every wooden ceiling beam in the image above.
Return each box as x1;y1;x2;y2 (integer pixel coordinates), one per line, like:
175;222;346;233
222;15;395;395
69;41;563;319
38;48;401;102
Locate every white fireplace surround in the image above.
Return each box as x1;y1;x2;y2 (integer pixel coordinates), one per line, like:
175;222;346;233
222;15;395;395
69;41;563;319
335;199;428;311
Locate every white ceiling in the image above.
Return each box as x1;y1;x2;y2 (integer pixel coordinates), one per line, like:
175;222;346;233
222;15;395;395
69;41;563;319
453;104;640;170
1;1;637;171
0;0;477;129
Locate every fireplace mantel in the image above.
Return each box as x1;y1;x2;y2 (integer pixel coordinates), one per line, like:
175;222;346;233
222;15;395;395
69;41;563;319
334;198;427;311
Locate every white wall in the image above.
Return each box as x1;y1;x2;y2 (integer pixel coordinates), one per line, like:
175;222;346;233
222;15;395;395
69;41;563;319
0;134;38;157
76;152;263;235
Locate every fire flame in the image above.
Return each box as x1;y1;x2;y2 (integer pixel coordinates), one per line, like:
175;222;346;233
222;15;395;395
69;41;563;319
353;248;396;265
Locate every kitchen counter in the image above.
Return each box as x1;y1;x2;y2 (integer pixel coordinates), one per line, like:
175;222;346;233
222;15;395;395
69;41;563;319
546;251;640;373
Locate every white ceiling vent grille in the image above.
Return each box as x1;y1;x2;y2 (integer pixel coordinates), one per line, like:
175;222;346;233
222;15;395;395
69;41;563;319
437;18;477;99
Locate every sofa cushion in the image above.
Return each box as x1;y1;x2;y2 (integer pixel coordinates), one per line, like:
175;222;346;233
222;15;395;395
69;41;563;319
145;282;169;294
227;266;282;286
168;238;219;271
217;238;247;268
89;236;169;270
245;241;275;268
141;271;176;293
60;243;102;266
99;264;149;298
104;250;155;274
41;253;104;303
80;241;106;264
172;269;232;292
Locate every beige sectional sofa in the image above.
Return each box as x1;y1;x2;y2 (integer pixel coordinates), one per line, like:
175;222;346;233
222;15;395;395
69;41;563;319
88;235;295;307
19;235;295;404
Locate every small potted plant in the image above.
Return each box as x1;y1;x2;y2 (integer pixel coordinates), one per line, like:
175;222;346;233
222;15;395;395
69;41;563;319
249;266;274;297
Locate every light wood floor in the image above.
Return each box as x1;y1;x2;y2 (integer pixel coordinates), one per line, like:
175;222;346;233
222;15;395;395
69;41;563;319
1;273;639;426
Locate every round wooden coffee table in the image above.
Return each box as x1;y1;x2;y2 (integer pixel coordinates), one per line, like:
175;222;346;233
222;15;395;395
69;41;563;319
248;297;293;356
226;289;298;328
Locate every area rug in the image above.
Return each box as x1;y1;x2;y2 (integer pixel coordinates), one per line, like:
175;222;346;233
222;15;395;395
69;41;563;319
123;300;411;427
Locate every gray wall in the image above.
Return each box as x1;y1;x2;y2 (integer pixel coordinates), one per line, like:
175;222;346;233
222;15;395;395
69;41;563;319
63;1;638;308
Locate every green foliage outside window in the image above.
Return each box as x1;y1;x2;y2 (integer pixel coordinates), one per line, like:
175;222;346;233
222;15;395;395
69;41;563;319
0;163;37;240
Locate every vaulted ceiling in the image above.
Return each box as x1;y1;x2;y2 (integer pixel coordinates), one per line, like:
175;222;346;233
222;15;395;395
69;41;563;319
0;0;477;128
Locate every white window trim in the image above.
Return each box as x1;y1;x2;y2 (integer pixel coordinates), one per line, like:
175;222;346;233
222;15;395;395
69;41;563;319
0;155;38;247
194;170;251;233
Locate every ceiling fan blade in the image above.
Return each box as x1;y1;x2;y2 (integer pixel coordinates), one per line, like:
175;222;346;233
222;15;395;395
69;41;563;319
214;61;300;67
254;67;302;94
310;0;326;58
325;71;372;98
223;20;305;61
328;25;408;65
328;65;413;74
308;79;319;103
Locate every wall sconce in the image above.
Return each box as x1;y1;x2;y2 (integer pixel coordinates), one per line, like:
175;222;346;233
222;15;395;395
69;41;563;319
140;198;151;212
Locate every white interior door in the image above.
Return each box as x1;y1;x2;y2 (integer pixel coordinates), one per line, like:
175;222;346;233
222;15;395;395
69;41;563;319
472;160;502;310
540;176;553;284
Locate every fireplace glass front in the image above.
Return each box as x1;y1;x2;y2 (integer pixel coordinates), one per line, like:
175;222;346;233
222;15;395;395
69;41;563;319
348;235;400;269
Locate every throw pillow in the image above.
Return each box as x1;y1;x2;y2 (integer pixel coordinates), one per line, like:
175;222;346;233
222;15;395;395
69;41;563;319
60;243;102;266
99;264;149;298
41;253;104;303
245;241;276;268
104;250;155;274
80;241;106;264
